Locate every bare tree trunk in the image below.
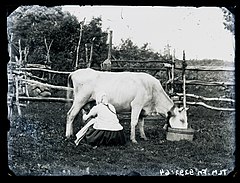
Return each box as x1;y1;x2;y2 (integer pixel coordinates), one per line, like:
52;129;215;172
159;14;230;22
44;38;53;80
23;47;29;66
85;43;88;63
75;18;85;70
44;38;53;65
88;42;93;68
88;37;95;68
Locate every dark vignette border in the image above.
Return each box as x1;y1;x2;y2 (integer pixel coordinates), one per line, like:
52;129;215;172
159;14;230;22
0;0;239;177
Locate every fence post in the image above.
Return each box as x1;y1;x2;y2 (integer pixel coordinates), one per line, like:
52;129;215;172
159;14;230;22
182;50;187;109
15;75;22;117
8;33;14;120
101;30;112;71
170;49;175;94
107;30;112;60
75;18;85;70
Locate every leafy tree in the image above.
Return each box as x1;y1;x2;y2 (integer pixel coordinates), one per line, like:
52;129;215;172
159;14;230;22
7;6;110;73
7;5;80;72
112;39;139;60
8;5;171;86
79;17;109;68
222;7;235;34
112;38;161;60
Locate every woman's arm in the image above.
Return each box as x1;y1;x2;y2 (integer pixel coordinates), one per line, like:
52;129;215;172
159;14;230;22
83;106;98;121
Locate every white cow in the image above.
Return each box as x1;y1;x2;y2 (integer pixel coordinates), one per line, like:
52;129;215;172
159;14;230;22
66;68;188;143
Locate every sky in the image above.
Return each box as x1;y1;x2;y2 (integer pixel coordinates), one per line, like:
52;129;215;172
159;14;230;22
62;5;235;62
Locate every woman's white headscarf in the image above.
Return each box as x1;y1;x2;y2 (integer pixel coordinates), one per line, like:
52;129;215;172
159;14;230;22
96;91;108;104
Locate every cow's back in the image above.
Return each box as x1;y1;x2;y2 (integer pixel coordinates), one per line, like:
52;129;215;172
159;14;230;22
95;71;158;113
70;68;99;85
70;68;163;114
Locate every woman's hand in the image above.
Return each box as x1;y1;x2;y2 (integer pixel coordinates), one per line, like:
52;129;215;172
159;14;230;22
83;114;88;121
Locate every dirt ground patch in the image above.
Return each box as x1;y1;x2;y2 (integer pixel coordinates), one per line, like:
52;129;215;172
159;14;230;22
7;101;236;176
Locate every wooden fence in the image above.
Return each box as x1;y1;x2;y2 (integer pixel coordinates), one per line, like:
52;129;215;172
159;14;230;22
7;57;176;118
173;55;235;111
7;53;235;120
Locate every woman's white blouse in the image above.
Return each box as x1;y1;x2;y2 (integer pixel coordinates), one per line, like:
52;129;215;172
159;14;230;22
86;103;123;131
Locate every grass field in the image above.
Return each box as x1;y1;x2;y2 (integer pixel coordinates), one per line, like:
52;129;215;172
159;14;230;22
7;59;236;176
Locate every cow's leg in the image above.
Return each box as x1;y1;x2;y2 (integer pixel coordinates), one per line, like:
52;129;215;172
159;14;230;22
139;117;148;140
66;104;82;138
66;97;86;138
130;104;143;144
66;106;74;137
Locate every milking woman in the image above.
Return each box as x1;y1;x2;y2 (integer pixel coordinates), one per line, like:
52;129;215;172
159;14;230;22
75;92;126;147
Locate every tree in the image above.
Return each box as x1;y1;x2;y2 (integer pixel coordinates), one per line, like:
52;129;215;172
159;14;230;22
113;39;139;60
112;39;161;60
80;17;109;68
222;7;235;35
8;6;111;70
7;6;112;85
7;5;80;72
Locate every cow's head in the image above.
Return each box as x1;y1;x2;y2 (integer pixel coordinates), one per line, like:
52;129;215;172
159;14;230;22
167;106;188;129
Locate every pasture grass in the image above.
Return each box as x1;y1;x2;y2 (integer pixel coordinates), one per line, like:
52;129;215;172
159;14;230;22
7;101;236;176
7;59;236;176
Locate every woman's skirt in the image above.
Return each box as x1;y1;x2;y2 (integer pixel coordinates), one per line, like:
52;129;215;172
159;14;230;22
85;125;126;147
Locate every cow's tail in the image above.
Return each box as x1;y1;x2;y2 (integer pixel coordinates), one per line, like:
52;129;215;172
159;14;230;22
66;73;73;106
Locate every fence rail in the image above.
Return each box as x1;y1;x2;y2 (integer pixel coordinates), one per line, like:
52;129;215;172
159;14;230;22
175;93;235;103
18;96;73;103
7;56;235;119
175;101;235;111
175;65;235;72
175;80;235;86
19;67;71;74
22;79;73;91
